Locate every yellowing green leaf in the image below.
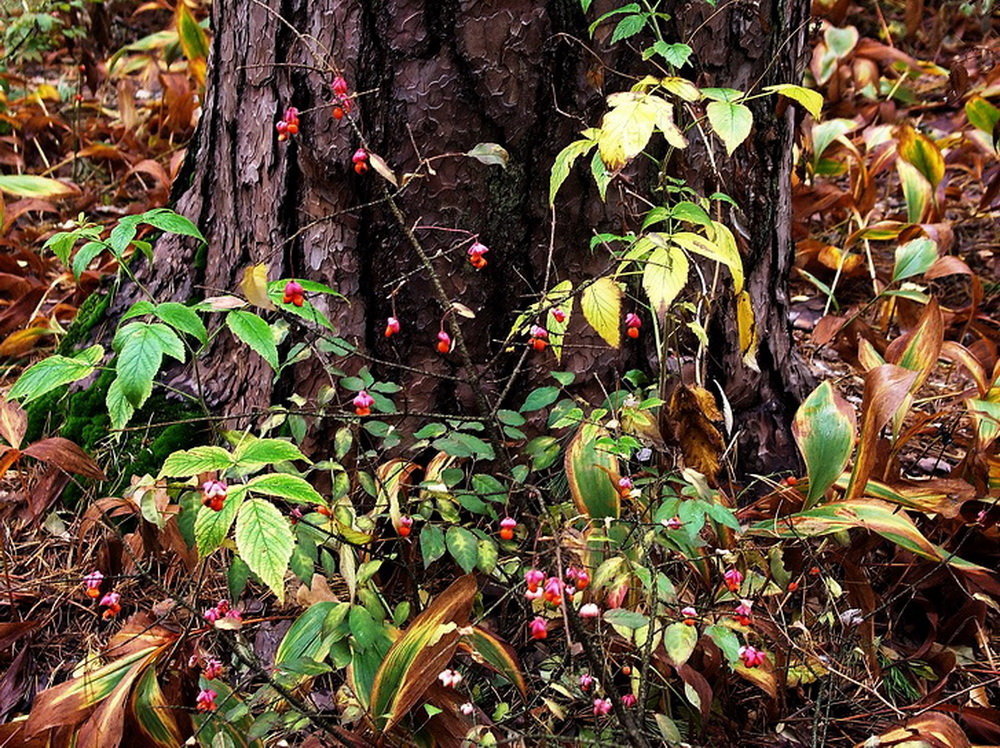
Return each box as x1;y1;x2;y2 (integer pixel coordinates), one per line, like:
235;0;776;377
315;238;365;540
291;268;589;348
764;84;823;119
897;125;945;188
736;290;759;371
549;138;597;205
581;276;622;348
660;77;702;102
642;245;689;317
241;264;276;310
706;100;753;155
0;175;78;198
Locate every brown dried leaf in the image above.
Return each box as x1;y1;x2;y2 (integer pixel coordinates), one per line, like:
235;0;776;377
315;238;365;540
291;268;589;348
669;384;724;482
23;437;106;480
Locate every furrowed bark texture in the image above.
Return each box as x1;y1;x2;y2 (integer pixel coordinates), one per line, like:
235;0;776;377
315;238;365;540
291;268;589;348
130;0;809;474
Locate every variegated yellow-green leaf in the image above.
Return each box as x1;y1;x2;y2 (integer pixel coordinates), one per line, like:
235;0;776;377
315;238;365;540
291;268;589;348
764;84;823;119
131;665;186;748
0;175;78;198
598;92;660;169
966;96;1000;142
642;244;689;317
668;228;744;294
896;158;932;224
460;626;527;697
565;421;620;519
897;125;944;188
370;575;476;732
792;381;857;508
235;498;294;602
581;276;622;348
706;100;753;155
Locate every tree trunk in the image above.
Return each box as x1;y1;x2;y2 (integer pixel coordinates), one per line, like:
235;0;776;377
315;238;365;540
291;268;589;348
130;0;809;474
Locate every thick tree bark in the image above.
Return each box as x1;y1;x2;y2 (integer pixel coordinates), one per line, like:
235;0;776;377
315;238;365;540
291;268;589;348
128;0;810;474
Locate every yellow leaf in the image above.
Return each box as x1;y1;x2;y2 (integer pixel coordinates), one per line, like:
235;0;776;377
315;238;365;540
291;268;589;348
240;264;276;310
736;290;759;372
581;276;622;348
660;77;702;102
642;245;689;317
708;221;744;294
763;84;823;119
598;92;660;170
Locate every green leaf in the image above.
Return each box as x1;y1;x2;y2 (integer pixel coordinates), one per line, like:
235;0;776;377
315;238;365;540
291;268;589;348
153;302;207;344
235;498;295;601
195;489;245;556
645;41;692;68
446;526;479;573
0;174;77;198
892;237;937;282
234;438;308;468
246;473;324;506
420;524;446;567
226;310;279;370
72;241;107;278
663;621;698;666
550;137;597;206
603;608;649;629
520;386;561;413
8;345;103;404
763;84;823;119
610;14;646;43
966;96;1000;138
792;381;857;508
705;624;740;664
477;538;498;573
581;276;622;348
159;445;234;477
138;208;205;242
106;377;135;430
113;322;184;408
706;100;753;155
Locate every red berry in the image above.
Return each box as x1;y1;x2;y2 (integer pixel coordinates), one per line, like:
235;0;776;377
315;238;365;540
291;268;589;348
286;122;299;135
333;106;344;120
785;475;798;486
276;121;288;134
787;581;799;592
436;330;451;353
627;326;640;338
531;337;548;351
552;308;566;323
354;162;368;174
384;316;401;337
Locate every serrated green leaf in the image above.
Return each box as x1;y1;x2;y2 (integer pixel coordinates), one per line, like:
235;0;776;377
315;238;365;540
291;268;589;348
153;302;207;344
226;310;279;370
195;488;245;556
8;346;102;404
234;438;308;468
246;473;324;506
159;445;234;477
549;138;597;205
420;524;446;567
235;498;294;601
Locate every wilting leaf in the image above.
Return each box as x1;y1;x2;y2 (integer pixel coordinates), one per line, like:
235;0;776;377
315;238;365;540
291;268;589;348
370;576;476;732
466;142;509;168
792;381;857;507
736;290;759;371
581;276;622;348
669;384;724;481
241;264;276;311
642;244;689;317
844;365;917;502
897;124;945;188
565;421;620;518
22;437;106;480
854;712;970;748
663;622;698;666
